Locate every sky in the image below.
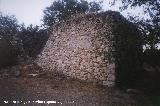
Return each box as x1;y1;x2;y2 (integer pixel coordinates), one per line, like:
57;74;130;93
0;0;149;26
0;0;52;26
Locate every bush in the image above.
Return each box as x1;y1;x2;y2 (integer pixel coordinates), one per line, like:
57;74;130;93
0;35;17;69
19;25;49;58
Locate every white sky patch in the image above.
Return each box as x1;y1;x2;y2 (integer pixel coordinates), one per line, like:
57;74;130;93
0;0;52;26
0;0;150;26
102;0;150;20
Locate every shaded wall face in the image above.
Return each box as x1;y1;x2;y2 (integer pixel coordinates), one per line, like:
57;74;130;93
37;13;115;86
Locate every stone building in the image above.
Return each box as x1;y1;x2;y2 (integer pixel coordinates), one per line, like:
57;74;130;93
36;11;142;87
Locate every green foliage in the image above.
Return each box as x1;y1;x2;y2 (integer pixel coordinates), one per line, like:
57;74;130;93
0;36;17;68
89;1;102;12
18;24;49;58
113;0;160;49
127;15;160;49
117;0;160;18
111;0;160;89
43;0;102;28
0;12;48;59
0;13;19;68
0;12;21;51
0;12;20;47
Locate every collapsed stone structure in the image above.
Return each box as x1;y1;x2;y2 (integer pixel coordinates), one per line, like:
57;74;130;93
36;11;142;87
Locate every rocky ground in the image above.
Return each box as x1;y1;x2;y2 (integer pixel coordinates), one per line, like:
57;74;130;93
0;63;158;106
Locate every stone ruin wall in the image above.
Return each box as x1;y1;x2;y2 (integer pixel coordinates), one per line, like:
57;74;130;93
37;11;118;86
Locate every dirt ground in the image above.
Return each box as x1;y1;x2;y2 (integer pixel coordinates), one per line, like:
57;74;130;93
0;75;154;106
0;63;156;106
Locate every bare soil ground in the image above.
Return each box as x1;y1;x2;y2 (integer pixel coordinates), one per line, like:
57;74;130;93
0;63;155;106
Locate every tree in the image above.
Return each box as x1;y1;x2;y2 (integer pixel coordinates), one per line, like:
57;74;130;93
127;15;160;49
89;1;102;12
114;0;160;90
0;12;48;58
113;0;160;49
0;12;20;46
0;13;20;68
18;24;48;58
0;12;24;53
42;0;102;28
